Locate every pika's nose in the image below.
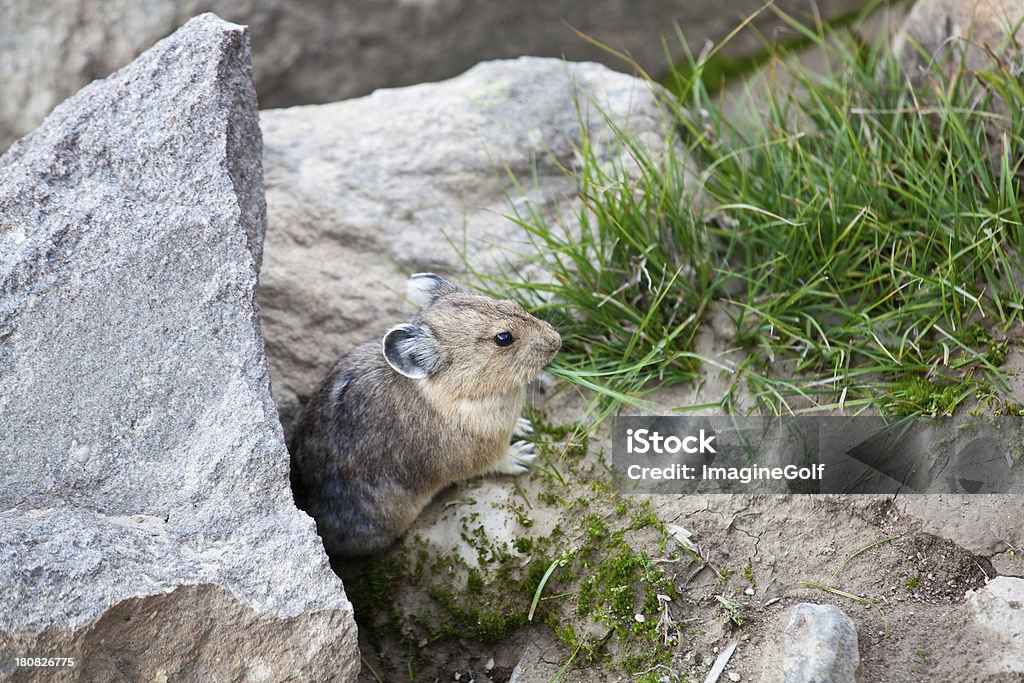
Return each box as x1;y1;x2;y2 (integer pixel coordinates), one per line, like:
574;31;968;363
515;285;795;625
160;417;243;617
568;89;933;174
545;323;562;353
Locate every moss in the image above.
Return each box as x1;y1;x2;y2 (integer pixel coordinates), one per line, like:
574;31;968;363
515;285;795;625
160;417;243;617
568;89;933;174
716;566;736;588
466;568;485;593
536;418;590;460
889;374;963;416
513;508;534;527
963;322;1009;367
424;581;528;644
743;560;757;588
514;537;534;553
546;619;610;666
567;512;679;672
906;574;921;590
995;402;1024;417
349;416;693;678
629;499;660;529
345;552;415;642
537;491;562;506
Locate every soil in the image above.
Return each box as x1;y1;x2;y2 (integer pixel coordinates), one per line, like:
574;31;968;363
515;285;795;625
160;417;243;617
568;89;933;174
343;382;1024;683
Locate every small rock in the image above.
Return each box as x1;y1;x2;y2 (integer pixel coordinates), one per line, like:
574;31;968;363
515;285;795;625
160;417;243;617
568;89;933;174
728;672;742;682
744;587;755;596
783;603;860;683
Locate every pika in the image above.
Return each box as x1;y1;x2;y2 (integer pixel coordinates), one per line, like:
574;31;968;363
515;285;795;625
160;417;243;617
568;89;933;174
288;273;561;557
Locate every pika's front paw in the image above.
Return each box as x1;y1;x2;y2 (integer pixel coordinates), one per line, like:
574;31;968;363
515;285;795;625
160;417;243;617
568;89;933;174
513;416;534;439
491;440;538;475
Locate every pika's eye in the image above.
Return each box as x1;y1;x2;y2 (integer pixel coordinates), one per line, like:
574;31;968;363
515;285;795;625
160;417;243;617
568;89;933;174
493;331;514;347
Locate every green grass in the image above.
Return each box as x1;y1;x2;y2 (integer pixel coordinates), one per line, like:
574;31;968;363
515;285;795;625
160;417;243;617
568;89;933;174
467;1;1024;418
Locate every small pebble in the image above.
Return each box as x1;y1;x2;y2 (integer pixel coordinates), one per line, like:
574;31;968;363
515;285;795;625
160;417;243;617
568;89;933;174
744;587;755;596
728;672;742;682
635;613;646;622
484;658;494;671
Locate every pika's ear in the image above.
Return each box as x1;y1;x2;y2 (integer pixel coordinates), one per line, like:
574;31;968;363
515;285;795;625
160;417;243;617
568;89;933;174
382;323;440;379
407;272;463;306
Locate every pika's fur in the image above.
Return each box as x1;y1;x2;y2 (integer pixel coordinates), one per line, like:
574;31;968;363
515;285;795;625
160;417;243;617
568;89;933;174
289;273;561;557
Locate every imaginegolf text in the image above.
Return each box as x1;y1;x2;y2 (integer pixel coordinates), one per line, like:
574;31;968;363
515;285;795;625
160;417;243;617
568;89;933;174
625;463;825;484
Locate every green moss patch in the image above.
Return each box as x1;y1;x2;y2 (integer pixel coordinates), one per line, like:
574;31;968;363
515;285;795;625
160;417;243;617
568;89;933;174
344;419;700;679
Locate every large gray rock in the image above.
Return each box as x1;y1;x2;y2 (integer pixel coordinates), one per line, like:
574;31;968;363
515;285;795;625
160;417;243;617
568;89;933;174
0;13;357;681
783;603;860;683
257;57;669;429
0;0;869;153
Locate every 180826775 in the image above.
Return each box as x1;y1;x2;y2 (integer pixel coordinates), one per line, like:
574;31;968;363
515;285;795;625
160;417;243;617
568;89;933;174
12;657;77;668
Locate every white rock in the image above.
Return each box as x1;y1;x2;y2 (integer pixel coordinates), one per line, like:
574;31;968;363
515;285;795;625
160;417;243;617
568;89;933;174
968;576;1024;674
782;603;859;683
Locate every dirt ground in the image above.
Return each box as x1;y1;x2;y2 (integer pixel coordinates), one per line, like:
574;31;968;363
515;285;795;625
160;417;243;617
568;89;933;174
351;481;1022;683
345;377;1023;683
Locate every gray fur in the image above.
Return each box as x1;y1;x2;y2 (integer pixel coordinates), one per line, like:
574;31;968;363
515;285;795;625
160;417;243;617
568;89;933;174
382;323;439;379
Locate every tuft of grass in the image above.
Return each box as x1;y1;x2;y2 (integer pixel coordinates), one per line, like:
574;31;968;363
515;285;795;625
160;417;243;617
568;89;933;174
830;534;901;582
801;580;889;636
715;594;745;626
467;1;1024;417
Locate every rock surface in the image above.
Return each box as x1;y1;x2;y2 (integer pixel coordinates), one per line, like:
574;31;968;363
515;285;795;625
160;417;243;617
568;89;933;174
0;13;357;681
968;577;1024;674
782;603;860;683
258;56;669;429
0;0;869;153
894;0;1024;84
